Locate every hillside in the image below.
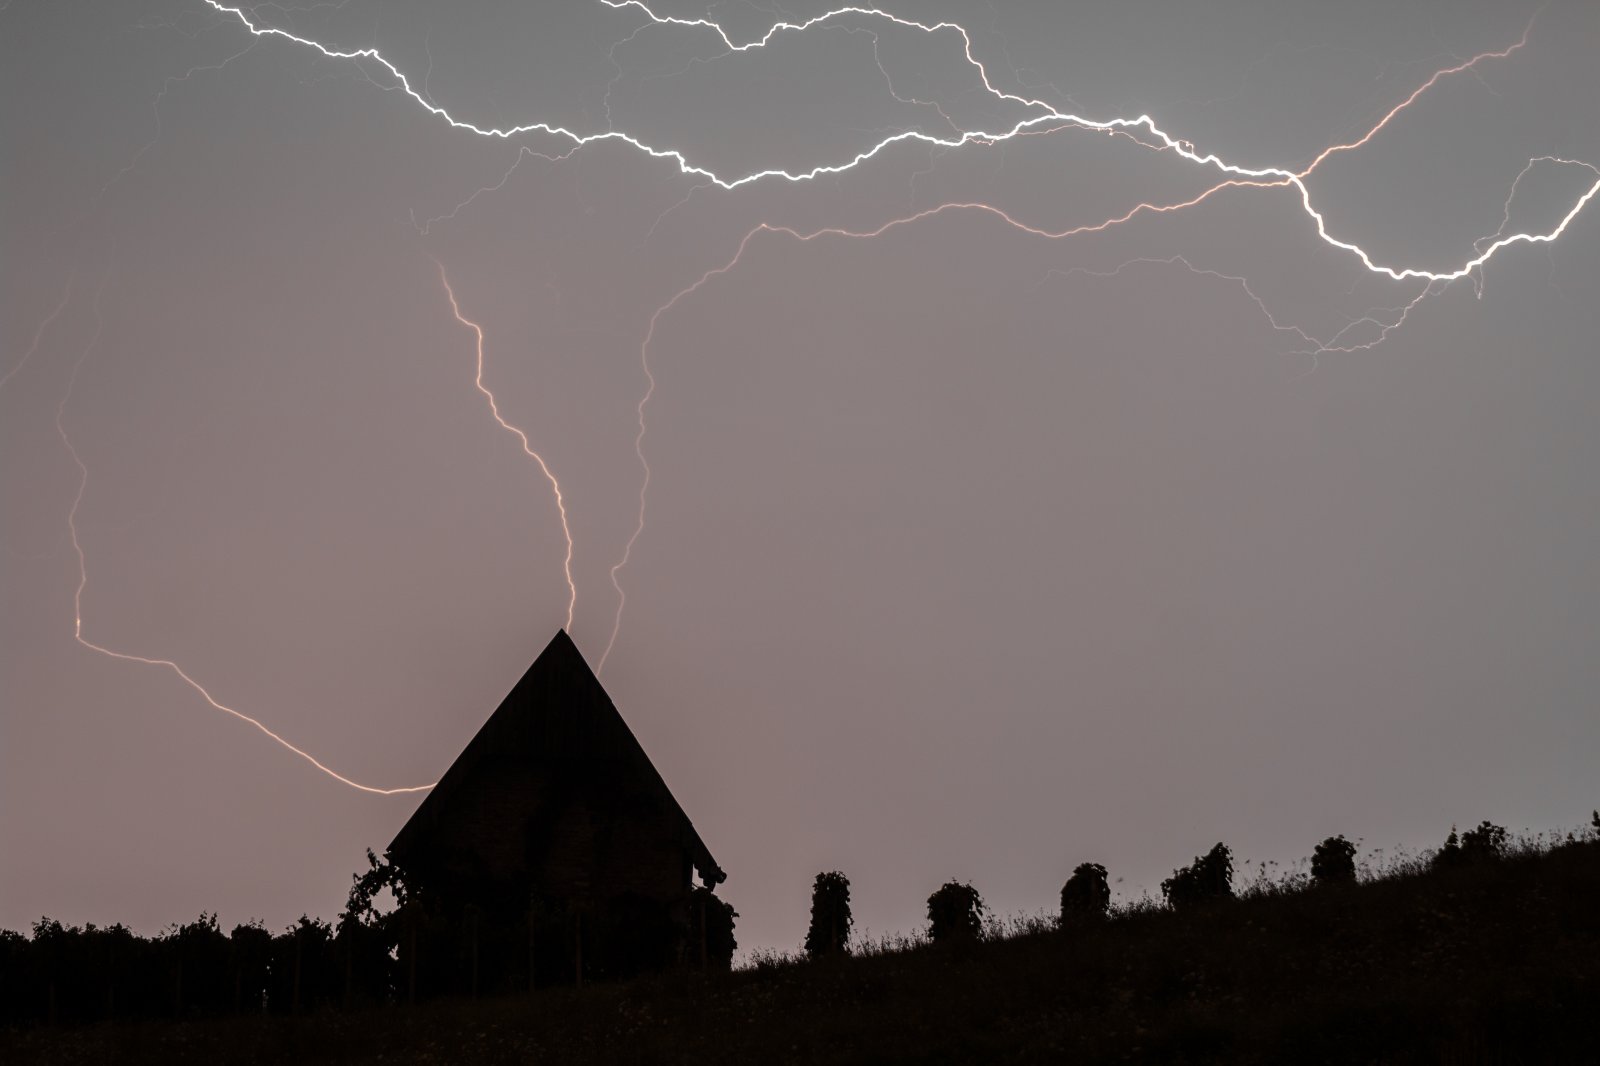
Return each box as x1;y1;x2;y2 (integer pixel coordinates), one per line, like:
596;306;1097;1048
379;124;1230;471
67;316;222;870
7;837;1597;1065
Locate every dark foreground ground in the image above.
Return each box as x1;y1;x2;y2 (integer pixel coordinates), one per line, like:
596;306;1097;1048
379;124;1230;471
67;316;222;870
7;840;1597;1065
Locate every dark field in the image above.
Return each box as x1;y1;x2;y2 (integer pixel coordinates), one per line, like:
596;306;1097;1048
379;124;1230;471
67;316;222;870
6;837;1597;1065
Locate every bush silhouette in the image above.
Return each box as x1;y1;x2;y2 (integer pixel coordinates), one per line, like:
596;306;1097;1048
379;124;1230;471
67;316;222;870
1461;821;1508;862
804;872;853;958
1161;843;1234;910
1311;835;1358;886
926;881;985;943
1435;821;1508;869
690;887;738;970
1059;863;1111;922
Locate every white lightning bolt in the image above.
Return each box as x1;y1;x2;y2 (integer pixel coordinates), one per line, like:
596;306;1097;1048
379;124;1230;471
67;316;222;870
1472;155;1600;297
197;2;1596;286
104;1;1594;684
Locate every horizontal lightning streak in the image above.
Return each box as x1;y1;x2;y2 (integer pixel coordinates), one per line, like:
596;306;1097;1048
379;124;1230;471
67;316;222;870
58;284;435;796
437;263;577;631
198;3;1595;286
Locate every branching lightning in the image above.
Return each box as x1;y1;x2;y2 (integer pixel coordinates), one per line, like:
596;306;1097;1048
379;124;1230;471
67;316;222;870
31;0;1593;775
437;262;577;630
198;2;1596;286
598;130;1595;655
1036;257;1439;369
199;2;1598;663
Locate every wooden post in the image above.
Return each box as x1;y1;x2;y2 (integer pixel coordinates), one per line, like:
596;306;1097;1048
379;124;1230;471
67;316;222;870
574;911;583;989
699;893;707;971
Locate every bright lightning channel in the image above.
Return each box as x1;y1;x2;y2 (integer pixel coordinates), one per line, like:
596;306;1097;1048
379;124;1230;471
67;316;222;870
436;262;578;630
186;1;1598;665
198;2;1598;286
56;283;435;796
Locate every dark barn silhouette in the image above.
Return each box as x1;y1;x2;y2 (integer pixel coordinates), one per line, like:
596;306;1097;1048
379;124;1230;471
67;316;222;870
388;630;727;988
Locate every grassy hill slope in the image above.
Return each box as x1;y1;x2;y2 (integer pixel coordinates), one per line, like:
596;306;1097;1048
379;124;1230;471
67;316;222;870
7;838;1597;1065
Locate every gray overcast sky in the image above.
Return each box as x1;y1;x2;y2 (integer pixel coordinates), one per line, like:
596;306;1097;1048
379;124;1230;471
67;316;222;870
3;0;1597;956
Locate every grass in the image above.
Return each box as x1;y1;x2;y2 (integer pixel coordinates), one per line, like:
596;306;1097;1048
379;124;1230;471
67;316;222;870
6;833;1597;1065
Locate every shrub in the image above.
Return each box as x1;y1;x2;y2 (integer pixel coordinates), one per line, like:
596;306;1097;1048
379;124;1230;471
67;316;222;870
804;871;853;958
926;881;985;943
1436;821;1508;869
1311;835;1358;886
1460;821;1508;862
1060;863;1111;922
1161;843;1234;910
690;886;738;970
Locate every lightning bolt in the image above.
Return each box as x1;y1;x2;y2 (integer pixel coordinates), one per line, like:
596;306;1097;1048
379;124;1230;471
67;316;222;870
56;281;435;796
89;2;1595;692
1036;257;1439;372
1472;155;1600;297
195;2;1596;288
437;262;577;631
599;122;1597;655
0;274;75;393
96;38;260;204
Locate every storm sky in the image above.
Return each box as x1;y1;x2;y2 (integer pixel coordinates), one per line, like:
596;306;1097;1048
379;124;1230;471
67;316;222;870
3;0;1597;955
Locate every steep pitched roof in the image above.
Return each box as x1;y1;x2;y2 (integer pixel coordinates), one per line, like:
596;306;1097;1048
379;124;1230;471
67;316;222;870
389;629;724;887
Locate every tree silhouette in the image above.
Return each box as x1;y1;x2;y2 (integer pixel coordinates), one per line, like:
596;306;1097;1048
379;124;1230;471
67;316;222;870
926;881;985;943
1435;825;1463;868
1161;843;1234;910
229;922;272;1014
268;916;335;1013
1060;862;1111;923
804;872;854;959
1311;835;1358;886
165;913;231;1016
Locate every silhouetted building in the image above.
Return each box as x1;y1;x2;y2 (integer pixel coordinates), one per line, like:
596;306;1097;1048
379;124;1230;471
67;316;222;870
388;630;726;980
